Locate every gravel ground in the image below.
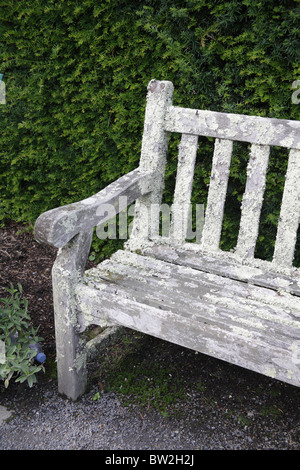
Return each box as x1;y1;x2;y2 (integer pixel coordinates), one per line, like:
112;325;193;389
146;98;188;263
1;384;233;451
1;328;300;451
1;378;299;451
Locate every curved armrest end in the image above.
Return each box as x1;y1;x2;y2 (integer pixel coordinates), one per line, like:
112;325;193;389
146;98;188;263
34;206;77;248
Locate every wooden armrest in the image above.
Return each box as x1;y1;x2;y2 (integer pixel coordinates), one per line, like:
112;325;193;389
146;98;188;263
34;168;154;248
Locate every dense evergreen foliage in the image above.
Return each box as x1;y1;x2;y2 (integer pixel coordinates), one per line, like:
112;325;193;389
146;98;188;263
0;0;299;262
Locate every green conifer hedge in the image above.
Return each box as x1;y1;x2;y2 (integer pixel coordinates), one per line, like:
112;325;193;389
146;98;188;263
0;0;299;262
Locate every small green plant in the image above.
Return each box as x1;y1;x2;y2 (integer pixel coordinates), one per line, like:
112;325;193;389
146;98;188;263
260;404;283;419
0;283;45;388
93;391;101;401
88;251;96;262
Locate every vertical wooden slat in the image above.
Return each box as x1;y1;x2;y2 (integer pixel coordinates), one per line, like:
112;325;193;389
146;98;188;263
170;134;198;244
200;138;233;251
235;144;270;259
273;149;300;267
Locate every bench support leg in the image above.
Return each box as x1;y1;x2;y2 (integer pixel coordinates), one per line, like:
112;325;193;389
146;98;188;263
52;231;93;401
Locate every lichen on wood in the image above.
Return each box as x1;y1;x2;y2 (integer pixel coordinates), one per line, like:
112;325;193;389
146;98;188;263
34;79;300;401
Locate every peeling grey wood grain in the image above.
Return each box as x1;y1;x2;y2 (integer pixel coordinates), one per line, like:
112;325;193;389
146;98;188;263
141;244;300;296
165;106;300;149
130;80;174;245
76;250;300;388
87;250;300;319
34;79;300;401
77;294;300;388
52;230;93;400
235;144;270;259
273;149;300;267
170;133;198;244
34;168;154;248
200;138;233;251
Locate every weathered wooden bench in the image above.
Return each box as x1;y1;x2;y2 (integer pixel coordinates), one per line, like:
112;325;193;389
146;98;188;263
34;80;300;401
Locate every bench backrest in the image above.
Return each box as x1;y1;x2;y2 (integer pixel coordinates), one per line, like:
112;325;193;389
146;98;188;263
130;80;300;271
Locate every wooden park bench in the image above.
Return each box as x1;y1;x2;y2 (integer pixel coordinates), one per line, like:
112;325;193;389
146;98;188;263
34;80;300;401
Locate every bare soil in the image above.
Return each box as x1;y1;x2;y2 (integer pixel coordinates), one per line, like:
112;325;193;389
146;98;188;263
0;221;58;353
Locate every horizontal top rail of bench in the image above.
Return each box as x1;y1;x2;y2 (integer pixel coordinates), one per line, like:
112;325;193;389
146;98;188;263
164;106;300;149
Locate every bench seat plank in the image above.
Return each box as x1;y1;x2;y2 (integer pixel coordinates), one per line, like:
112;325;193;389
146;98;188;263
77;250;300;387
141;244;300;296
